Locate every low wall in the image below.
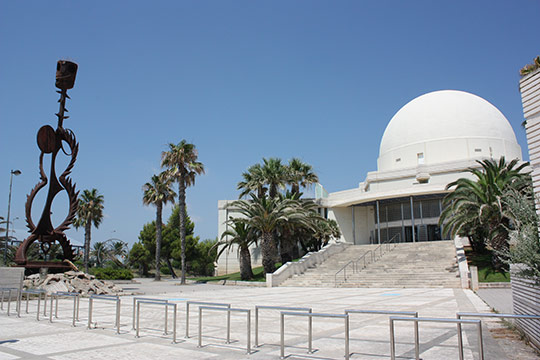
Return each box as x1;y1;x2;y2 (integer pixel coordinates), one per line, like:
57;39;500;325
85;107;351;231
266;242;349;287
511;265;540;350
454;237;470;289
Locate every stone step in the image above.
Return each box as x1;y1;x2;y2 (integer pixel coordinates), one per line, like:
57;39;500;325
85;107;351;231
280;240;460;288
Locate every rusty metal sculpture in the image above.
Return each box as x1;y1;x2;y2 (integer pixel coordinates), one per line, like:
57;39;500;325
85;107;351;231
14;60;80;270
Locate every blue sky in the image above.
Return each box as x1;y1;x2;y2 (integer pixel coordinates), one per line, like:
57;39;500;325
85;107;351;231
1;1;538;248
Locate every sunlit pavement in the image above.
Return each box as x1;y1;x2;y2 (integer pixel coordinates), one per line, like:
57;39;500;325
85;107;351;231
0;280;538;360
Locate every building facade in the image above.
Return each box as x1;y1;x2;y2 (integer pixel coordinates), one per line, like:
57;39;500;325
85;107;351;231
217;89;523;274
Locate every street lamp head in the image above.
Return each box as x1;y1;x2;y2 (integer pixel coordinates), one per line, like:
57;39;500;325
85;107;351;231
11;170;21;176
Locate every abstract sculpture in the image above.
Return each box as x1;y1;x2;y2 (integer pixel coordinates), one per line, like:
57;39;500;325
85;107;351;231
14;60;80;270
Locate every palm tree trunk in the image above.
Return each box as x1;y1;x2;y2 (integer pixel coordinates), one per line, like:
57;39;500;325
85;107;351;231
84;221;91;273
155;202;163;281
261;232;277;275
166;258;177;278
239;245;254;280
179;170;187;284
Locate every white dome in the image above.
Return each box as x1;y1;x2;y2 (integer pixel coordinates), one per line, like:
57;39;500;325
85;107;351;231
377;90;522;171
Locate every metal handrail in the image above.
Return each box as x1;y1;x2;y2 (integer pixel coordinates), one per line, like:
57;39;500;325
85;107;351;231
88;294;121;334
132;297;168;330
135;300;178;343
198;306;251;354
280;311;350;360
334;233;401;287
389;316;484;360
255;305;312;347
49;291;80;326
186;301;231;340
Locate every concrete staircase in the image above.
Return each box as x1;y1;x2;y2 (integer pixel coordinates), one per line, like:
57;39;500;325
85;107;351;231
280;240;461;288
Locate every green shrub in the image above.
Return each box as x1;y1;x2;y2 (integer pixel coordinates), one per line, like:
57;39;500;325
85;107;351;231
90;267;133;280
160;266;171;275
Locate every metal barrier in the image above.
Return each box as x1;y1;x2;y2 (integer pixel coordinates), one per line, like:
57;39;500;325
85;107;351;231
135;300;177;343
49;291;80;326
456;312;540;360
88;294;121;334
22;289;47;320
0;287;19;316
389;316;483;360
198;306;251;354
280;311;350;360
255;305;312;348
335;233;400;286
132;297;169;330
186;301;231;340
345;309;419;359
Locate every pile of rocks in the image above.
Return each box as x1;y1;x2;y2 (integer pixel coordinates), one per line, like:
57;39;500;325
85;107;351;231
23;271;123;296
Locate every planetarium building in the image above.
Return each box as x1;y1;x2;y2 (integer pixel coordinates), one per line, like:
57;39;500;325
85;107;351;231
317;89;523;245
217;89;523;274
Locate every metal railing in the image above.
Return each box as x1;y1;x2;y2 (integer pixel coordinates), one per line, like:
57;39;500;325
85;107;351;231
198;306;251;354
132;297;169;330
186;301;231;340
0;287;20;316
346;309;419;359
22;289;47;320
255;305;312;347
49;291;80;326
389;316;484;360
456;312;540;360
135;300;178;343
88;294;121;334
335;233;400;287
280;311;350;360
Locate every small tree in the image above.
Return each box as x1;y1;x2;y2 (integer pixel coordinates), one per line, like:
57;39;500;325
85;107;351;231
74;189;104;273
215;221;257;280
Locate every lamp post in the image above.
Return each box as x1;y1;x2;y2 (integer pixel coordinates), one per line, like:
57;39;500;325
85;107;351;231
4;169;21;265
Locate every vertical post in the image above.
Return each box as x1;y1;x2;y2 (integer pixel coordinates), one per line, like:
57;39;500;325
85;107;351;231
72;295;76;327
308;309;313;354
43;292;47;317
439;199;444;238
37;293;41;321
164;304;168;335
351;206;356;245
255;307;259;347
345;315;350;360
198;307;202;348
173;304;177;343
376;200;381;244
55;294;59;318
390;318;395;360
280;313;285;359
401;202;405;242
414;313;419;360
88;297;93;329
246;309;251;354
0;290;4;310
116;298;121;334
478;322;484;360
6;290;11;316
49;294;54;323
76;295;80;321
456;316;464;360
185;303;190;338
25;292;29;313
132;298;136;330
227;304;231;344
410;197;416;243
136;301;140;338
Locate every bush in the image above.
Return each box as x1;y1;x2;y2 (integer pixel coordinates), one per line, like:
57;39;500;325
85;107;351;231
90;267;133;280
160;265;171;275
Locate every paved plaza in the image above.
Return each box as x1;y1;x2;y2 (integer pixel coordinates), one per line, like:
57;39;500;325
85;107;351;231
0;279;538;360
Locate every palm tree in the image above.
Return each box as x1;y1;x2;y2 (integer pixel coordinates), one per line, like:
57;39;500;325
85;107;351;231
215;220;257;280
261;158;288;198
237;164;267;198
161;140;205;284
143;172;176;281
91;241;110;268
440;157;529;268
229;195;308;275
74;188;104;273
287;158;319;195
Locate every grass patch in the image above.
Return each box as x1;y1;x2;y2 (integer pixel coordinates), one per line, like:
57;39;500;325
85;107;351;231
465;250;510;282
189;263;283;283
